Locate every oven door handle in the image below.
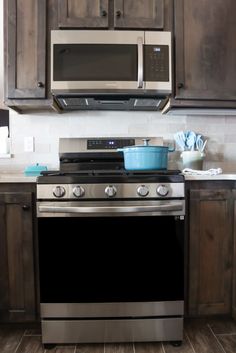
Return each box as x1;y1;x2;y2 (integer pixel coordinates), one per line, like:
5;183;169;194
38;202;184;214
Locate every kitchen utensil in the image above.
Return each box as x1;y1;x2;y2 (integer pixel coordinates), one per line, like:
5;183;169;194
174;131;186;151
117;139;174;170
200;139;207;152
185;131;196;150
196;135;207;152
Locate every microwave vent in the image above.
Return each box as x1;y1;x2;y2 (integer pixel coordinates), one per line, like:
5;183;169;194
134;99;162;107
61;98;88;107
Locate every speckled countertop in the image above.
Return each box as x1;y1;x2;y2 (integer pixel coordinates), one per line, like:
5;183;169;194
0;172;236;183
183;174;236;181
0;173;37;183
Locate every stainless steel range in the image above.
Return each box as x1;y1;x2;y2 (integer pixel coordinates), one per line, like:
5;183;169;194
36;137;185;348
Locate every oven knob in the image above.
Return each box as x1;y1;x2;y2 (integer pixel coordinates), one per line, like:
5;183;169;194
156;185;169;197
53;186;66;198
105;185;117;197
137;185;149;197
73;186;85;198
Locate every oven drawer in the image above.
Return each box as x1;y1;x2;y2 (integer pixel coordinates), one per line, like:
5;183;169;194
42;317;183;344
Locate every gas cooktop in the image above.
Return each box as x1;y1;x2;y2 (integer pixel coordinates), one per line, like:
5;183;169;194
37;169;184;185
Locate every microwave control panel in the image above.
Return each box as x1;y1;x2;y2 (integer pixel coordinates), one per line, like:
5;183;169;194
144;45;169;82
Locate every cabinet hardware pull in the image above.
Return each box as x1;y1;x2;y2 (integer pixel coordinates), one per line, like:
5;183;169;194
101;10;107;17
177;83;184;89
37;81;44;88
116;10;122;18
22;205;30;210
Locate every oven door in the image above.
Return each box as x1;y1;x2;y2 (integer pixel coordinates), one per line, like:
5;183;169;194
37;200;184;316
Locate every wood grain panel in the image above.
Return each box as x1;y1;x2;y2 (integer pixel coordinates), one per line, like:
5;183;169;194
135;342;163;353
0;328;24;352
6;204;25;311
185;319;224;353
0;191;36;322
198;201;227;304
175;0;236;100
16;335;44;353
76;343;104;353
17;0;36;89
68;0;100;18
217;335;236;353
208;317;236;335
58;0;109;28
232;191;236;320
188;189;233;316
114;0;164;29
0;203;8;316
105;343;133;353
163;332;194;352
5;0;46;98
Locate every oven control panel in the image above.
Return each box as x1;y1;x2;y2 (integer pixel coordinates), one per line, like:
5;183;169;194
87;138;135;150
37;183;184;200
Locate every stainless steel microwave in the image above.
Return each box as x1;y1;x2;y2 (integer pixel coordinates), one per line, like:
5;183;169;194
51;30;172;111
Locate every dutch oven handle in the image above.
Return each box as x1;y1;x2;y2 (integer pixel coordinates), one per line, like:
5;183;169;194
168;146;175;152
142;138;150;146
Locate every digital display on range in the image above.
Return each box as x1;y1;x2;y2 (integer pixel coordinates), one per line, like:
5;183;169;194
87;139;135;150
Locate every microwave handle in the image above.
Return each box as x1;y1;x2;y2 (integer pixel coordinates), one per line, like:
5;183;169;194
137;37;144;88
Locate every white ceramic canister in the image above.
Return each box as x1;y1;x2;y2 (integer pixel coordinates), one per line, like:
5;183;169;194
180;150;205;170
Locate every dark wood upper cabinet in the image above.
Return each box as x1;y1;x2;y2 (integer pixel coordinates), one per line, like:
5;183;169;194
0;189;36;322
114;0;164;29
174;0;236;101
58;0;166;29
58;0;109;28
188;188;233;316
5;0;46;99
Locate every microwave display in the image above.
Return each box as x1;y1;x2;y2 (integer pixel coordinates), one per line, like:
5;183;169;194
144;45;169;82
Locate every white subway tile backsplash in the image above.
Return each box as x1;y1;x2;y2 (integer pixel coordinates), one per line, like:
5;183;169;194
0;110;236;173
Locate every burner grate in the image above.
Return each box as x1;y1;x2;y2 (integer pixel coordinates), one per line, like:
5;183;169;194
40;169;181;177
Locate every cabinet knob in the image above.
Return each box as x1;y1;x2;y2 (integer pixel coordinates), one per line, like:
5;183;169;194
22;205;30;210
101;10;107;17
116;10;122;18
177;83;184;89
37;81;44;88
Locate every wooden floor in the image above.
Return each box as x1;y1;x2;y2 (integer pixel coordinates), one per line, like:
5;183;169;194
1;317;236;353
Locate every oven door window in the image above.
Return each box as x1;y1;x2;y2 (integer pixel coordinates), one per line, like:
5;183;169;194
38;216;184;303
53;44;137;81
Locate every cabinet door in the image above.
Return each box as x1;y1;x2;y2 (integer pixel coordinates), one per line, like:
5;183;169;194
188;189;233;316
114;0;164;29
5;0;46;99
175;0;236;100
232;190;236;319
58;0;109;28
0;192;36;322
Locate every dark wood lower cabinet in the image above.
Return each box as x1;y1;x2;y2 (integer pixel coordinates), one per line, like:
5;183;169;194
1;181;236;323
0;186;37;322
232;190;236;319
188;188;233;316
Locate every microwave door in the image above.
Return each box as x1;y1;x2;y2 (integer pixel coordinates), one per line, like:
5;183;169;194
51;30;145;91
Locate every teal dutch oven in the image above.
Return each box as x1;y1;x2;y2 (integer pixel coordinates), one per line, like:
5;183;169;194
117;139;174;170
